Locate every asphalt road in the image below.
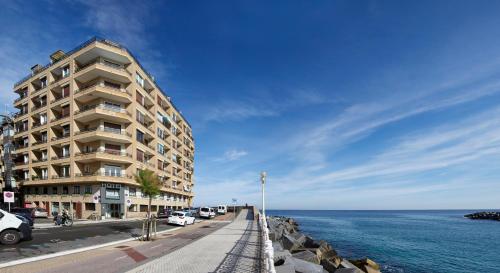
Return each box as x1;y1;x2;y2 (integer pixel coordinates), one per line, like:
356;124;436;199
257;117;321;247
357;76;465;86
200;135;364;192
0;218;177;263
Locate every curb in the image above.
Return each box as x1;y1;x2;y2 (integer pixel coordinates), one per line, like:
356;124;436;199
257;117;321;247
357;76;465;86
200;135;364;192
0;227;181;269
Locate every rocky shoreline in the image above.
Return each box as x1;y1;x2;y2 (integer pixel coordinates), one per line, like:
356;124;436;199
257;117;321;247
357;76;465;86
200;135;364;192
268;216;381;273
464;211;500;221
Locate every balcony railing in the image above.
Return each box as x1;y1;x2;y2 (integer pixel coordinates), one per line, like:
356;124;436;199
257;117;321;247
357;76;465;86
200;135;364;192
31;102;47;111
52;174;71;179
32;122;47;129
75;171;132;179
51;154;70;160
14;95;28;103
13;111;28;119
75;58;131;75
74;82;132;97
32;158;48;163
75;127;132;137
75;150;132;158
31;139;48;146
51;95;70;104
14;143;29;149
51;134;70;141
51;114;70;122
74;104;131;116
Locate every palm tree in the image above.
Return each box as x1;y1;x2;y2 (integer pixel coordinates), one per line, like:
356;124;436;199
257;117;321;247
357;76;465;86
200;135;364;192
134;169;161;240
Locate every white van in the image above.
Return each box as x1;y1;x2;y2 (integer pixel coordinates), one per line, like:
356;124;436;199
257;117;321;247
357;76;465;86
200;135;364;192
0;209;32;245
199;207;215;219
217;205;227;215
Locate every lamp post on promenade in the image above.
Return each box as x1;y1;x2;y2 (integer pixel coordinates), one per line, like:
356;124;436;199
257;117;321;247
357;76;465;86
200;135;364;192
260;171;267;219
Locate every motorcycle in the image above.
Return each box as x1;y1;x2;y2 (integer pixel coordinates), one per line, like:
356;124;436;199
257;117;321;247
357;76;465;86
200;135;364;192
53;211;74;227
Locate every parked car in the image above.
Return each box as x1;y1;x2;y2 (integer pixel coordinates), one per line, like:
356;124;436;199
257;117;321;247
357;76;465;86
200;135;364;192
32;208;48;218
0;209;32;245
199;207;216;219
217;205;227;215
157;207;172;218
10;208;34;227
167;211;196;226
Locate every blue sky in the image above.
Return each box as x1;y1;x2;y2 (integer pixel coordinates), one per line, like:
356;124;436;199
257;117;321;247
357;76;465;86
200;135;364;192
1;1;500;209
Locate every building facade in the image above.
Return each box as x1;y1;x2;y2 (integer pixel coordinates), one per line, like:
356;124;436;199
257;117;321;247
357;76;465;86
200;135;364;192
11;37;195;219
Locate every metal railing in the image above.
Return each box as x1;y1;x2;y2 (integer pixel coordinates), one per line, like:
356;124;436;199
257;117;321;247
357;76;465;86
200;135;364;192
74;104;131;116
75;126;132;137
74;82;132;97
260;214;276;273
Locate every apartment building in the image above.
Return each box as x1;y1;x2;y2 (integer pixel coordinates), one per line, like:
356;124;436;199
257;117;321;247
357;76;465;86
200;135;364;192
11;37;195;219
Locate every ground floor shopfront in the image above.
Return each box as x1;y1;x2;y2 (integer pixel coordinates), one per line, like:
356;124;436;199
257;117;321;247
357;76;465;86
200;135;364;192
23;182;193;219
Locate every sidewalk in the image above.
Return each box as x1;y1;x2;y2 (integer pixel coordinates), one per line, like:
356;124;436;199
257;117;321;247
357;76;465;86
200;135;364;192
128;209;263;273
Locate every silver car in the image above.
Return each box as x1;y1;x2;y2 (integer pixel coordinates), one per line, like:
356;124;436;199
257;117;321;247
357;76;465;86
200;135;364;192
33;208;48;218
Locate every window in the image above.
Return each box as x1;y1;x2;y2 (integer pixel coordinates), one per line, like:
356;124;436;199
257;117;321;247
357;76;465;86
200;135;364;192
129;204;137;212
157;143;164;155
129;187;136;197
104;101;121;112
52;187;58;194
85;203;96;211
41;131;48;142
85;185;92;194
140;205;148;212
35;187;39;194
62;145;70;157
62;66;70;78
73;185;80;194
136;110;145;124
40;77;47;88
136;91;144;106
158;160;163;170
104;81;120;89
105;144;121;155
104;165;121;177
136;130;144;143
41;168;48;179
41;150;48;160
43;187;48;194
136;149;144;162
26;187;31;194
63;186;68;194
61;165;70;177
23;154;29;164
136;73;144;88
61;105;70;117
40;113;47;125
157;128;164;140
62;85;70;97
104;122;121;134
62;124;70;136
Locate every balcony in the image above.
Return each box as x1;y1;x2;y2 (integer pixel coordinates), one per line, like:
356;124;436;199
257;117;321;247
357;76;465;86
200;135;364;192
32;122;48;131
31;139;48;147
14;95;29;105
51;154;71;163
74;58;131;84
51;95;71;105
51;134;70;143
13;111;28;120
51;113;70;124
75;82;132;104
74;150;133;164
74;104;131;123
74;171;133;184
74;127;132;143
31;102;47;112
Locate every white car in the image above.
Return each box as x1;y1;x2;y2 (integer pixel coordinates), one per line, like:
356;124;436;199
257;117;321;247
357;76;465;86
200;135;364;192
167;211;195;226
0;209;32;245
199;207;215;219
217;205;227;215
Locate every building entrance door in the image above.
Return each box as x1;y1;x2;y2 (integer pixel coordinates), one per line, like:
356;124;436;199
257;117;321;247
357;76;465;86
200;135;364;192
110;204;121;218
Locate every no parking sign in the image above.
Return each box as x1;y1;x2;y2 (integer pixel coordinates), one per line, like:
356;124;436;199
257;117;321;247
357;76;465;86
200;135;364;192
3;191;14;203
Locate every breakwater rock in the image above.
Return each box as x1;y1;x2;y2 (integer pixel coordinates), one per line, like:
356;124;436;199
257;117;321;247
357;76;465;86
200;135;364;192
268;216;381;273
464;211;500;221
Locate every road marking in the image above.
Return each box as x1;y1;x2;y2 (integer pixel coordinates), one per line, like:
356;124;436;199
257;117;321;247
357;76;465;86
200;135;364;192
0;227;181;269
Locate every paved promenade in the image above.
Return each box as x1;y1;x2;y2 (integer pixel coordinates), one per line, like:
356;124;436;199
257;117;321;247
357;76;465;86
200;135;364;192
128;209;262;273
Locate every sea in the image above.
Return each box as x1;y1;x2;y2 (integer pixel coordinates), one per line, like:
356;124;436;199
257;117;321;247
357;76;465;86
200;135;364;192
267;210;500;273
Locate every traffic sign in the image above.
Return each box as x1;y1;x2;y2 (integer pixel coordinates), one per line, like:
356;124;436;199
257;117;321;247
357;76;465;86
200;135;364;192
3;191;14;203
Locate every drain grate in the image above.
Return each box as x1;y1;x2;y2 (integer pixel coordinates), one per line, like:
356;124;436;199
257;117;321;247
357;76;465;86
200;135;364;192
201;225;213;228
162;233;173;237
115;245;130;249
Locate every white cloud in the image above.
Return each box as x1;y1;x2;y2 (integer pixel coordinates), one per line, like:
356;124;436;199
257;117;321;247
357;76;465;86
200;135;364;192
214;149;249;162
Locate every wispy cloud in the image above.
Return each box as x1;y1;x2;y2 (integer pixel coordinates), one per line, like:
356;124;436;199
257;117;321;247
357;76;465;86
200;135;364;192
214;149;249;162
204;89;337;122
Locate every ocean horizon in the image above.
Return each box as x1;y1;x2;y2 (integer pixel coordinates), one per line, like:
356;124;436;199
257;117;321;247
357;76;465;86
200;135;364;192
268;209;499;273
